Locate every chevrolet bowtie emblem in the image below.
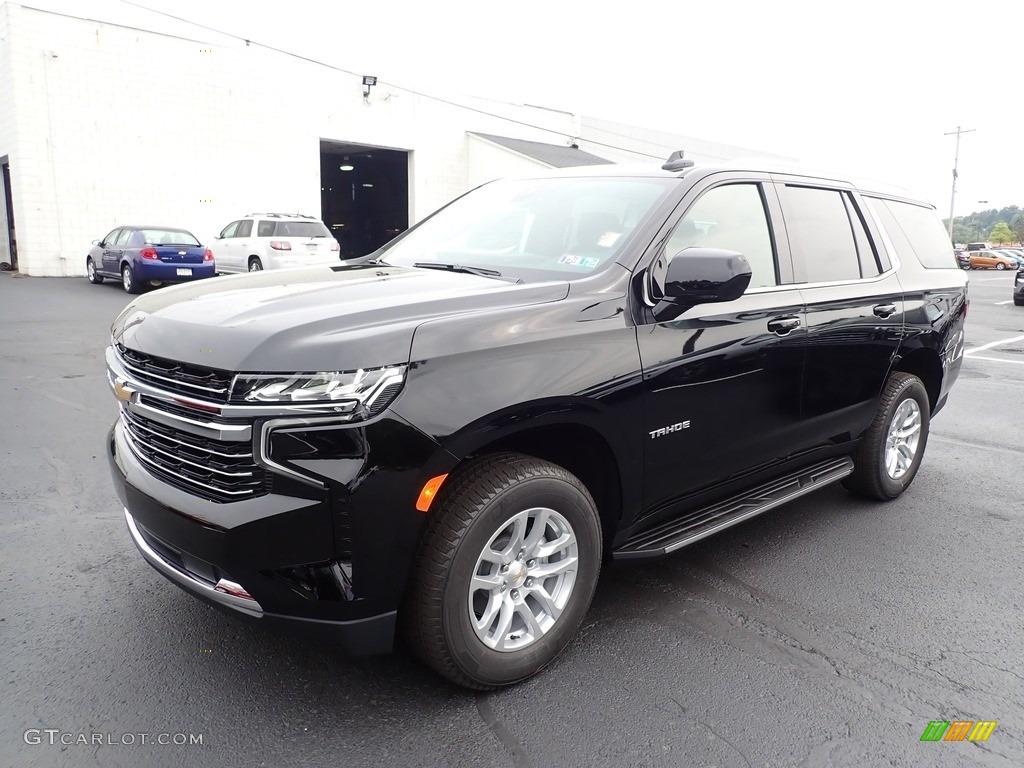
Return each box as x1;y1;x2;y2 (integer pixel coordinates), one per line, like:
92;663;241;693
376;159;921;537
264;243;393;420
113;377;137;403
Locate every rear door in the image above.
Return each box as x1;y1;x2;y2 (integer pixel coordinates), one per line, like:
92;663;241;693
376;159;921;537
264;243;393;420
773;178;904;447
636;174;806;514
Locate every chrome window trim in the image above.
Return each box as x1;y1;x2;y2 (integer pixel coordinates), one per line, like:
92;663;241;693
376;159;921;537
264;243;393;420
124;509;263;616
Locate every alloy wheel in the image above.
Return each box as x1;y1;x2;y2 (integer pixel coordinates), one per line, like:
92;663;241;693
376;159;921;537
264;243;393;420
468;506;578;652
885;398;922;480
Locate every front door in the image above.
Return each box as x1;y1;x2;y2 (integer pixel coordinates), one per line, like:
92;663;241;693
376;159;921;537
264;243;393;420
637;178;806;515
101;228;122;274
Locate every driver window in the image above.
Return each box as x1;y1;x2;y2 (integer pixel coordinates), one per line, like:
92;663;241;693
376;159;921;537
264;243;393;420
665;183;778;290
220;221;240;239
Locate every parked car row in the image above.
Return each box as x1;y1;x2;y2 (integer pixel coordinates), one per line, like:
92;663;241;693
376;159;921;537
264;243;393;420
954;247;1024;270
85;213;342;292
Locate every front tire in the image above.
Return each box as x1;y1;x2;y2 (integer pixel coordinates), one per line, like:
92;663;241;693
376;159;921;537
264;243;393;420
87;258;103;284
996;262;1006;270
404;453;602;689
844;372;930;501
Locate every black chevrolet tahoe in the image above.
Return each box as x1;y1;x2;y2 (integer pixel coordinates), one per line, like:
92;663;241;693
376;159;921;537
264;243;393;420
106;157;968;689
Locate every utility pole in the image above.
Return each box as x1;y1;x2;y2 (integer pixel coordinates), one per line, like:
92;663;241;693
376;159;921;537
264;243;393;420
944;126;976;242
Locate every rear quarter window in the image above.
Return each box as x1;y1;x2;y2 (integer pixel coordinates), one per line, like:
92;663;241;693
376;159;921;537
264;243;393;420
871;198;956;269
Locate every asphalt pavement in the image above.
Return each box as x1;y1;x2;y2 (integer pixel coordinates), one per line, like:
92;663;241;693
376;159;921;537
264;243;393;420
1;272;1022;768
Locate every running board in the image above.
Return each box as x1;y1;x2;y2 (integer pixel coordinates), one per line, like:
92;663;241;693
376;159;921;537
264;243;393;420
613;457;854;561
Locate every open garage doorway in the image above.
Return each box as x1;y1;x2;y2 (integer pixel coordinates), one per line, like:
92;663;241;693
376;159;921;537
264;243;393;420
320;141;409;259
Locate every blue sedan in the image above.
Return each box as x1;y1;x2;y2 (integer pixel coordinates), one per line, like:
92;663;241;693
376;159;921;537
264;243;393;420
86;225;216;293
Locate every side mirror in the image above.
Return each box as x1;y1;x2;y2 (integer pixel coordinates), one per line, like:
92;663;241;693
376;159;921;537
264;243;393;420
92;239;101;246
655;248;752;318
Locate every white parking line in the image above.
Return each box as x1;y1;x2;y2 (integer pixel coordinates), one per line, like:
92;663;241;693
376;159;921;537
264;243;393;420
967;355;1024;366
964;333;1024;355
994;300;1013;305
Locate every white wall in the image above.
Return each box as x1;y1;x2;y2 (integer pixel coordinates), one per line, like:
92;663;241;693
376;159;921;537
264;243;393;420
2;5;577;276
0;4;20;268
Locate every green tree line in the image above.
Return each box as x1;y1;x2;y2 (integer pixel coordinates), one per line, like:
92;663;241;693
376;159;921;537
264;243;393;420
943;205;1024;245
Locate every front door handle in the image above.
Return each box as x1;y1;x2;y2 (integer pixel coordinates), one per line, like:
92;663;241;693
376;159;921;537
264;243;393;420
873;303;897;318
767;317;801;336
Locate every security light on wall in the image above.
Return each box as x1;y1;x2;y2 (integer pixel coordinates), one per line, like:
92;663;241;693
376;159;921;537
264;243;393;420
362;75;377;98
340;157;354;171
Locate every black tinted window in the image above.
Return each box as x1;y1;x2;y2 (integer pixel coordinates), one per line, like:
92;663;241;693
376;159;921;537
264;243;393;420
257;220;275;237
873;198;957;269
237;220;253;237
782;186;861;282
843;194;882;277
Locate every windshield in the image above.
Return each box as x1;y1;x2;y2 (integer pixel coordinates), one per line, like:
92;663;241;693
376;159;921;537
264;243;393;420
379;176;676;280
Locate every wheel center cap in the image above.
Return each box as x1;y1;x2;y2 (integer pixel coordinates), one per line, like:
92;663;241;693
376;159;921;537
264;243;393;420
508;561;527;588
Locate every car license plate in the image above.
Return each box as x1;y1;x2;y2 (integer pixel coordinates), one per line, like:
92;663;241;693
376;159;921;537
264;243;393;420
306;243;317;252
176;268;192;276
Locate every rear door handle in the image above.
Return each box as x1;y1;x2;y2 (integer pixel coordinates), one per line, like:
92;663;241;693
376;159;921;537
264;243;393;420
767;317;801;336
873;304;897;318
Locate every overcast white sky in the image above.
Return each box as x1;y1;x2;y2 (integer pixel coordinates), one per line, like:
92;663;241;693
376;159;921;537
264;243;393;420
22;0;1024;216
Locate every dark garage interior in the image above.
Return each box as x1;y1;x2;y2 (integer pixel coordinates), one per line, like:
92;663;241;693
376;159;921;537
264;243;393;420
320;141;409;259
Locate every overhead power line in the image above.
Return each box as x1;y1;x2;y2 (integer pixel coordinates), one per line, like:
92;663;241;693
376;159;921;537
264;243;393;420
118;1;665;160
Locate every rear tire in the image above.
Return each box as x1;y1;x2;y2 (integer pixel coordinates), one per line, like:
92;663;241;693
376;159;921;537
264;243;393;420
403;453;602;689
87;258;103;284
844;372;930;501
248;257;263;272
121;264;141;294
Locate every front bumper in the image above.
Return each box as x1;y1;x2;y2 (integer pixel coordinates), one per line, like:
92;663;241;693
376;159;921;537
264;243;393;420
108;419;400;654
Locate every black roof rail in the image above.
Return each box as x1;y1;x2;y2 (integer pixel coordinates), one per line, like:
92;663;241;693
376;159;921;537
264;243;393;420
246;212;317;219
662;150;695;172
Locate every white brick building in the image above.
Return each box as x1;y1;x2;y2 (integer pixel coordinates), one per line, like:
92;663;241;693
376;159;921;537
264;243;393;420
0;3;791;276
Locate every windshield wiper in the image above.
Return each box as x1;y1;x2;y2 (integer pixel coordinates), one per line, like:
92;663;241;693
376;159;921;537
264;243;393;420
413;262;503;278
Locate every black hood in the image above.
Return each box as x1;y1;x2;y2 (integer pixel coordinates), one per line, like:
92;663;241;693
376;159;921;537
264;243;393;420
112;265;569;371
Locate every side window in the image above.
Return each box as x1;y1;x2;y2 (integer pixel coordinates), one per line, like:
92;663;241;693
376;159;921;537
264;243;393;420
781;186;861;283
257;220;276;237
115;229;132;246
102;229;120;246
842;194;882;277
663;183;778;290
220;221;239;239
871;198;958;270
236;219;253;238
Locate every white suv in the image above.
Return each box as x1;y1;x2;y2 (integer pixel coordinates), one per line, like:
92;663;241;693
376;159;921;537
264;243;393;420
213;213;341;273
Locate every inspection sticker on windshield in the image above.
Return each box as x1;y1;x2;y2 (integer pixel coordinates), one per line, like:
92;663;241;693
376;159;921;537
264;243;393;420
598;231;621;247
558;255;601;268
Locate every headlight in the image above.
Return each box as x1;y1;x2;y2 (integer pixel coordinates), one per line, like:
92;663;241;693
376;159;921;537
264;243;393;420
231;366;406;414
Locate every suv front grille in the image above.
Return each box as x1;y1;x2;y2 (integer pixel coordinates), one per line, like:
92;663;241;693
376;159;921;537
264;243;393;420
116;344;233;402
122;408;269;502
